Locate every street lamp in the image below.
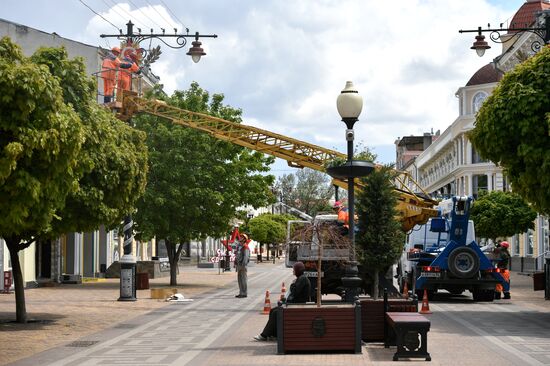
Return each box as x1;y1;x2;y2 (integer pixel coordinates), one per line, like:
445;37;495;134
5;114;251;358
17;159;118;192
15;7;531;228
101;21;217;63
459;12;550;56
326;81;374;302
101;20;216;301
336;81;363;250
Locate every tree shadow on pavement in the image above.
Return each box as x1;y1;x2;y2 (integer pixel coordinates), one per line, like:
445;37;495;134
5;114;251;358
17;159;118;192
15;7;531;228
0;312;65;331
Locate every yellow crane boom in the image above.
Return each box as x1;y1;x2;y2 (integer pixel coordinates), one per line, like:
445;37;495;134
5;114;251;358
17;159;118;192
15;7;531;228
116;91;438;231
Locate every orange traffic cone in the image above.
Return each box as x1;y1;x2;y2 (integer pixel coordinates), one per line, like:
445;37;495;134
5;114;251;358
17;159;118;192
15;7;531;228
262;290;271;314
402;281;409;299
419;289;432;314
280;282;287;302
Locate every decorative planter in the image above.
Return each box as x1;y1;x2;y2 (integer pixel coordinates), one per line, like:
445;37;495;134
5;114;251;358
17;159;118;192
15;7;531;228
277;302;361;354
325;160;375;179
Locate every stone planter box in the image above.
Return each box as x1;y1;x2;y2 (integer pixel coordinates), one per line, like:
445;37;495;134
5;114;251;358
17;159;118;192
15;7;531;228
277;302;361;354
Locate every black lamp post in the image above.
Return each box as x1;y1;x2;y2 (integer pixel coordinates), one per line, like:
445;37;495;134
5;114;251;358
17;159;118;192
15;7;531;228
101;21;217;63
336;81;363;252
102;20;216;301
326;81;375;302
459;12;550;57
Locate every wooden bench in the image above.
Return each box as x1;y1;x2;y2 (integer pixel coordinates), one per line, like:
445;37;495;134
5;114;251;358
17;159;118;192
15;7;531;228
277;302;362;354
360;295;418;342
384;312;431;361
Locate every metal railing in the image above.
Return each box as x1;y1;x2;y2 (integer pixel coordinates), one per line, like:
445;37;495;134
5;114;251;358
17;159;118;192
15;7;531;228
92;67;144;103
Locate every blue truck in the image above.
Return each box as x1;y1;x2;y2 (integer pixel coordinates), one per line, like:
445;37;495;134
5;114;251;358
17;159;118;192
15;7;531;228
397;196;509;302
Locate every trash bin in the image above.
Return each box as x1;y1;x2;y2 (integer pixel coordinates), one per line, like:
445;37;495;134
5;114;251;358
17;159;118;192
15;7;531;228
219;259;226;270
136;272;149;290
533;271;545;291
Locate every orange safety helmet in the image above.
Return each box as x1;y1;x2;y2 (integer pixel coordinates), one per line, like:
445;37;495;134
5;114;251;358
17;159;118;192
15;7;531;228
111;47;121;55
500;241;510;248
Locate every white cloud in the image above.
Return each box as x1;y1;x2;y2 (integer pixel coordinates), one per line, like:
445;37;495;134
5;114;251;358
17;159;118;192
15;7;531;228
82;0;518;166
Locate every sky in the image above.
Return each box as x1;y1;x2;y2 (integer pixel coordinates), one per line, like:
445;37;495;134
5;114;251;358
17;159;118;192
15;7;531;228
1;0;527;176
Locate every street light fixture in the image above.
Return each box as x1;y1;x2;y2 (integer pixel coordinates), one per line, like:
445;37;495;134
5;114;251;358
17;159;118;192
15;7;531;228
101;21;217;63
326;81;374;302
100;20;216;301
459;12;550;56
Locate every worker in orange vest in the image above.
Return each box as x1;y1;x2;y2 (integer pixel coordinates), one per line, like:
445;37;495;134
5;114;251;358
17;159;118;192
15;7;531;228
117;50;140;93
495;241;511;299
333;201;349;236
100;47;121;103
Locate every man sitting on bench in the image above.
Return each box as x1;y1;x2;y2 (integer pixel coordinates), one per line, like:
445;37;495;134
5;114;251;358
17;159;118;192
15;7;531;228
253;261;311;341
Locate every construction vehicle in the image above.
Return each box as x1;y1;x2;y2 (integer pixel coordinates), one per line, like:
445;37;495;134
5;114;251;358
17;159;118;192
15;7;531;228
397;196;509;302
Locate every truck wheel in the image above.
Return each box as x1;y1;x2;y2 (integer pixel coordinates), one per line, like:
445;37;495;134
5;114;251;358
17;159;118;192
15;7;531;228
448;247;480;279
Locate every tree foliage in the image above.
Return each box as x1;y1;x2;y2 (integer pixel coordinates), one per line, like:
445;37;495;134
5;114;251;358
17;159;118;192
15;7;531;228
0;37;84;322
247;214;288;245
30;47;148;235
470;191;537;241
274;168;333;216
356;165;404;298
469;47;550;215
133;82;275;285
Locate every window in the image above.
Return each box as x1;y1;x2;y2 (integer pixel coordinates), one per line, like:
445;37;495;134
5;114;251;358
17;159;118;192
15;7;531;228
471;146;488;164
472;175;488;199
472;91;488;114
527;229;534;256
543;218;549;253
513;235;520;256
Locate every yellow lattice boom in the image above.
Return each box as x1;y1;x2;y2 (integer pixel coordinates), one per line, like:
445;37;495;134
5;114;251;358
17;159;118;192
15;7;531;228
117;91;438;231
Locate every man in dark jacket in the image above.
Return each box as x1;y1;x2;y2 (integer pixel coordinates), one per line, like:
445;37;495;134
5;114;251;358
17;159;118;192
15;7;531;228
253;261;311;341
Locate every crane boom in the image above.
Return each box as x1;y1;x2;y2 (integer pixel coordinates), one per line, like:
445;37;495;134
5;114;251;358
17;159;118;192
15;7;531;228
116;91;438;231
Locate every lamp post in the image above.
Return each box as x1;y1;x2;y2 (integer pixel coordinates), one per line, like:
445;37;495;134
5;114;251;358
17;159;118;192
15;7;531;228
336;81;363;251
101;21;217;63
459;11;550;57
326;81;374;302
101;20;216;301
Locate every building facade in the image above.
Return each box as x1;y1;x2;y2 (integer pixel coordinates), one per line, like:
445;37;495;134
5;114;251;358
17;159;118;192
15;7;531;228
403;1;550;272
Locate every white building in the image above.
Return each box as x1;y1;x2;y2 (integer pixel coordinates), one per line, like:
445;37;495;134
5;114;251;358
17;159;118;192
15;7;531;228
403;1;550;272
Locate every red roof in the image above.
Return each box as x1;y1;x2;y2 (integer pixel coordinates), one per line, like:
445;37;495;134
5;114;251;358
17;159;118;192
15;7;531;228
466;63;503;86
509;0;550;33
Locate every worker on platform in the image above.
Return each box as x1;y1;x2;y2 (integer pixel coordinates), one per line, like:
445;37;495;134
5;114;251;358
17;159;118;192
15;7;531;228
333;200;349;235
117;50;140;93
495;241;511;299
100;47;121;103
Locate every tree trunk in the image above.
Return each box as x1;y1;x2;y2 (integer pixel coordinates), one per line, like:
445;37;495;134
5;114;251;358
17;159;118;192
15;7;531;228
5;237;27;323
373;270;379;300
165;240;178;286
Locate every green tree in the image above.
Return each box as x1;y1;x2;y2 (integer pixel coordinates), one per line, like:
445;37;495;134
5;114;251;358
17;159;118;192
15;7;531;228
470;191;537;242
356;165;404;299
275;168;333;216
133;83;274;285
469;47;550;215
248;214;287;259
30;47;148;235
0;38;84;322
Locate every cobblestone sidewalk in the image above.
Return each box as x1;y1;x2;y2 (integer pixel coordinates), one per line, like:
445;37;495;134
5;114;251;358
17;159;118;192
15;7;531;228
0;264;246;365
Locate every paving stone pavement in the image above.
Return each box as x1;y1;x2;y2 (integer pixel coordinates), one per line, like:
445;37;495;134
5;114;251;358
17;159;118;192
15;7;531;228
2;267;550;366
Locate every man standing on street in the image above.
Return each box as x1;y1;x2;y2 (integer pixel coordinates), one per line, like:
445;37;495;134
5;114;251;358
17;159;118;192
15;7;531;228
235;234;250;298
